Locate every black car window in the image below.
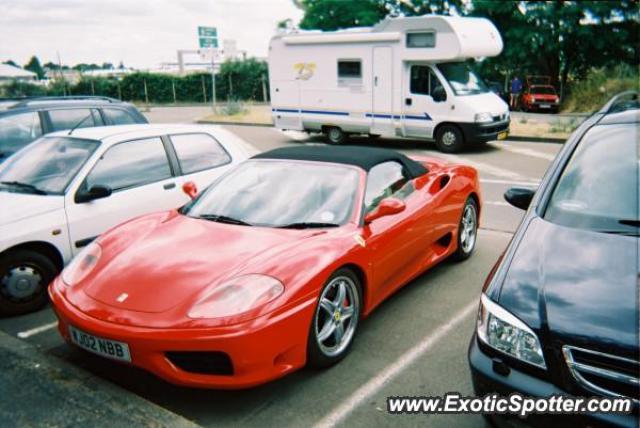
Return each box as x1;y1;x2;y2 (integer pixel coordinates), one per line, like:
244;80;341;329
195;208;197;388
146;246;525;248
365;161;414;213
102;108;138;125
85;137;172;191
170;133;231;174
49;108;102;132
544;123;639;235
0;111;43;156
410;65;444;97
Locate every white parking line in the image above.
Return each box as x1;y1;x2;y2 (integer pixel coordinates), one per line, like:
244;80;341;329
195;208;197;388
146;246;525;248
493;144;558;161
485;201;511;207
17;321;58;339
314;300;478;428
480;178;540;187
434;153;531;181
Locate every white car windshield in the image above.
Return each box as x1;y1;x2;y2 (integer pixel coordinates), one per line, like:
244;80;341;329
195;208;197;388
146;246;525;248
185;160;361;228
0;137;100;195
437;62;489;96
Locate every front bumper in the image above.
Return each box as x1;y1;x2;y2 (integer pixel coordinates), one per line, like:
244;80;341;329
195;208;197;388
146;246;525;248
468;334;638;428
49;278;316;389
458;119;510;144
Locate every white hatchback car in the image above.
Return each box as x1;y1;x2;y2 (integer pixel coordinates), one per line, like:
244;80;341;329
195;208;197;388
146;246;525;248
0;124;256;315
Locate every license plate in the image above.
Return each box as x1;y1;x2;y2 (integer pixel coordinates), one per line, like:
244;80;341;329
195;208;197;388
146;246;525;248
540;104;551;108
497;131;508;140
69;326;131;363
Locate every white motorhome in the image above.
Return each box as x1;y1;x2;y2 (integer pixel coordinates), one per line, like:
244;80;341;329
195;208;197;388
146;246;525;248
268;15;510;152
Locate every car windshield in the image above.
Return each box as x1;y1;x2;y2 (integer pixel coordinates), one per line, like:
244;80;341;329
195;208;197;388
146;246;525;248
437;62;489;96
185;160;361;228
544;123;639;236
531;86;556;95
0;136;99;195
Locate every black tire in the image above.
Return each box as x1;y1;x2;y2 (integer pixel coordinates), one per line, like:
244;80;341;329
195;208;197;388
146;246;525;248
325;126;347;145
307;268;362;368
0;250;58;316
451;197;479;262
435;124;465;153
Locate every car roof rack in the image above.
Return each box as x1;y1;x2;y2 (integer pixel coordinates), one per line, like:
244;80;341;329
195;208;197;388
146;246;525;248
599;90;639;115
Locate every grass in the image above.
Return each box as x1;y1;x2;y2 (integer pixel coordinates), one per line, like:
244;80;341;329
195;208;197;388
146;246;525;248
562;64;639;113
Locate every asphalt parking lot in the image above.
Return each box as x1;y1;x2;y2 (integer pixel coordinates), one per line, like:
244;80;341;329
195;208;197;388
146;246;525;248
0;121;563;427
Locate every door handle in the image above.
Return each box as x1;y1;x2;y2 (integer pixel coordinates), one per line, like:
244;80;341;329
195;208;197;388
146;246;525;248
163;182;176;190
374;76;378;86
405;98;412;106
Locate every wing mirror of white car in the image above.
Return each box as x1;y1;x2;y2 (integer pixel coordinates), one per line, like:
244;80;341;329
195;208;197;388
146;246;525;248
364;198;406;224
182;181;198;200
75;185;113;204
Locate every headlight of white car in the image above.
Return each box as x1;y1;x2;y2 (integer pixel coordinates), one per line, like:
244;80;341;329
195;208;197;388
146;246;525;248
476;293;546;369
474;112;493;123
62;242;102;286
188;274;284;319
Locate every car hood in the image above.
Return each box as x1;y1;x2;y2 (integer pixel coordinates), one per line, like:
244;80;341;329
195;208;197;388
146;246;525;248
497;217;638;359
81;212;333;314
0;191;64;225
459;91;509;117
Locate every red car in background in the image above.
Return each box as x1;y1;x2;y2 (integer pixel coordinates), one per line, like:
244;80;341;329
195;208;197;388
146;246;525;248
49;146;481;388
521;75;560;113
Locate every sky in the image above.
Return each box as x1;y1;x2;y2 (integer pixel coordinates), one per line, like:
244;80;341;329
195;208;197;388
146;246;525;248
0;0;303;69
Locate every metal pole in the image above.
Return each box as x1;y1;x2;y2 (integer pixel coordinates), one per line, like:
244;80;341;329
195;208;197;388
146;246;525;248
117;80;122;100
172;80;177;104
210;49;216;113
143;78;149;106
262;74;268;103
91;79;95;95
57;51;67;96
201;75;207;103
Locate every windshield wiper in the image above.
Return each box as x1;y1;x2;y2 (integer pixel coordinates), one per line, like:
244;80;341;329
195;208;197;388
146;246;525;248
0;181;48;195
196;214;252;226
278;222;340;229
619;219;640;228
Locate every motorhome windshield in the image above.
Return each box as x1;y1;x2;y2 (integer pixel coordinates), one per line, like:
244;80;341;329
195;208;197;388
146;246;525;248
437;62;488;96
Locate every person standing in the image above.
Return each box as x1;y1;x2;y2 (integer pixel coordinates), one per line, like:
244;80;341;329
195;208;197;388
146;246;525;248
510;75;523;110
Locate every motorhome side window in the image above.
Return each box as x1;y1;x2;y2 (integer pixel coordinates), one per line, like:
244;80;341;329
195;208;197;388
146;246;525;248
410;66;443;96
407;32;436;48
337;60;362;83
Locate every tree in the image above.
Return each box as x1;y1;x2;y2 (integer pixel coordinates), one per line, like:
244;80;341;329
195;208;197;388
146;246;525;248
2;59;18;67
298;0;387;31
470;1;640;95
24;56;45;79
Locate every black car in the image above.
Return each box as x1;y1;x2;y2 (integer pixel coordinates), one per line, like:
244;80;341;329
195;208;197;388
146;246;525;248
0;96;147;161
468;92;639;427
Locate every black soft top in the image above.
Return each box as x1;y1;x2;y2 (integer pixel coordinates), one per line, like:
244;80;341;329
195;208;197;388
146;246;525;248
252;146;428;178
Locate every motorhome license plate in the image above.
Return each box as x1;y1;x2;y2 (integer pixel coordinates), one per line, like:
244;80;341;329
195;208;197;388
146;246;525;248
497;131;508;140
69;326;131;362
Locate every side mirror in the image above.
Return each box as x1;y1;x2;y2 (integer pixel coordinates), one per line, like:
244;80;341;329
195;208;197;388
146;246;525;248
182;181;198;200
432;86;447;102
504;187;536;210
75;184;112;203
364;198;406;224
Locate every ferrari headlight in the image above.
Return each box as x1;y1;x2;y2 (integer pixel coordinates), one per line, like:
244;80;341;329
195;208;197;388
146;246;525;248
188;274;284;319
474;112;493;123
61;242;101;286
476;293;546;369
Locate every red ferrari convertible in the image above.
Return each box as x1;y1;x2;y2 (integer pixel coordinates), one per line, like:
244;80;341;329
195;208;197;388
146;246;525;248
49;146;481;388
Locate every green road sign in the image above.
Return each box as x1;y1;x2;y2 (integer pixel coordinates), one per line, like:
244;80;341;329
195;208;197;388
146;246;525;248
198;26;217;38
199;37;219;48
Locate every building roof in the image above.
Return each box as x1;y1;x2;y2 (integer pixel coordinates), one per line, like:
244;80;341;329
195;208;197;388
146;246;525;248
253;145;429;178
0;63;37;78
